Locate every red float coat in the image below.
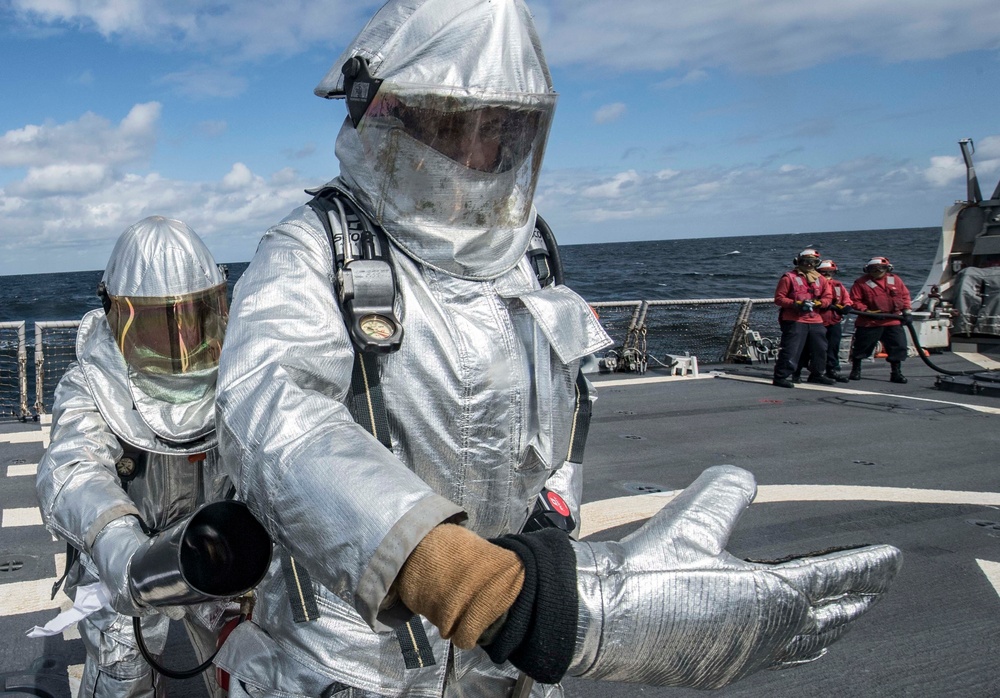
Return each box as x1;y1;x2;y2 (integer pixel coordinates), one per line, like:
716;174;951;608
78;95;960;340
774;270;832;324
819;278;852;326
849;274;912;327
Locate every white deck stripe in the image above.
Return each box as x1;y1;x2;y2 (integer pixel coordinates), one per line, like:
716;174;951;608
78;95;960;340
716;373;1000;415
590;372;717;387
976;559;1000;601
2;507;43;528
7;463;38;477
0;554;70;616
580;484;1000;537
952;348;1000;370
0;430;47;444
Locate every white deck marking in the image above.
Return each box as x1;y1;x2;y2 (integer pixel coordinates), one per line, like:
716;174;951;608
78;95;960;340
7;462;38;477
976;559;1000;602
716;373;1000;415
2;507;43;528
0;430;47;444
0;554;70;616
581;485;1000;537
951;345;1000;370
590;372;717;387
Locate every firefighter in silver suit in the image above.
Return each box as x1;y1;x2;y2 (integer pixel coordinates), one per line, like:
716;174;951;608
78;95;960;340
35;216;233;698
214;1;902;696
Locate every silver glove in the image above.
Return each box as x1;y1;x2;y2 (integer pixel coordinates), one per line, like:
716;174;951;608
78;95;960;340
90;516;152;617
569;465;901;688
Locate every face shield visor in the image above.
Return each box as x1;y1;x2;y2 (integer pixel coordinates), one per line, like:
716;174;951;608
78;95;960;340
353;83;555;229
364;86;554;174
105;282;228;376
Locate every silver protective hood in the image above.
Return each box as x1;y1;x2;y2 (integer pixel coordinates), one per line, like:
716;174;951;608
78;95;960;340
86;216;226;446
316;0;557;280
103;216;225;297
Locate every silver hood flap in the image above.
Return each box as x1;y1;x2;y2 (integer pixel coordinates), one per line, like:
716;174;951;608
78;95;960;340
321;0;556;280
495;266;613;364
76;310;217;454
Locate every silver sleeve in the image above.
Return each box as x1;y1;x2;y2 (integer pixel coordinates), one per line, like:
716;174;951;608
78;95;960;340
216;213;463;628
36;363;141;552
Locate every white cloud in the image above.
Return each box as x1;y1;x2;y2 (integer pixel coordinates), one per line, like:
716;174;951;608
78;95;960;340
9;164;110;196
0;102;160;168
923;155;964;188
581;170;640;198
0;164;311;273
221;162;256;190
536;137;1000;242
0;104;313;273
594;102;627;124
11;0;380;59
158;66;250;99
534;0;1000;74
655;69;708;90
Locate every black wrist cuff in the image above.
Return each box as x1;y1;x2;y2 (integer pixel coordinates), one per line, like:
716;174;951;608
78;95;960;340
483;528;577;684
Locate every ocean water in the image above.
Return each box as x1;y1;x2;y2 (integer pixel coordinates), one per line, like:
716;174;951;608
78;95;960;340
0;227;940;324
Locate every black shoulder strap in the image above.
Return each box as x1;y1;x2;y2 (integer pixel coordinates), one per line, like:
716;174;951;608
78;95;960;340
525;214;564;287
307;187;403;354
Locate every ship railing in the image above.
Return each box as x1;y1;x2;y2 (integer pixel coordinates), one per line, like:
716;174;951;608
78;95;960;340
591;298;782;372
4;299;793;420
34;321;82;419
0;322;28;421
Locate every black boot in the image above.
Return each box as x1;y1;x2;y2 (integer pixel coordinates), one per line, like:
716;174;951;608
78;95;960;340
827;371;850;383
849;360;862;381
890;362;907;384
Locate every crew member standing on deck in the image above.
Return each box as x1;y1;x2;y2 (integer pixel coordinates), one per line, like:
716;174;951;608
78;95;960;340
849;256;912;383
212;1;901;695
34;216;233;698
773;249;835;388
795;259;852;383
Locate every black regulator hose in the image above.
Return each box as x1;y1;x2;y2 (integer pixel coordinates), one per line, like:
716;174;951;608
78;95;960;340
842;307;999;378
133;615;219;680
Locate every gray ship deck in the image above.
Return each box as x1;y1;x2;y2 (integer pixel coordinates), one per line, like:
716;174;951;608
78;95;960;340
2;351;999;696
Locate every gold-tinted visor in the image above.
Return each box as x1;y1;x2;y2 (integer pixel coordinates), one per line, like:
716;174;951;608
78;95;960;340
363;86;556;174
106;282;228;375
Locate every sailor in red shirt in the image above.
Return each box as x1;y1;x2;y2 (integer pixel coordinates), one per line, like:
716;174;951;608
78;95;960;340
793;259;853;383
772;248;835;388
848;256;912;383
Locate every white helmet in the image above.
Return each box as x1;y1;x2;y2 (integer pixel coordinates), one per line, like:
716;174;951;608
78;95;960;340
794;248;821;268
864;256;893;273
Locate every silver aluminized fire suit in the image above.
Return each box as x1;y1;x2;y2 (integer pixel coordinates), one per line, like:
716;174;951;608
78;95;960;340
35;217;233;698
214;0;901;696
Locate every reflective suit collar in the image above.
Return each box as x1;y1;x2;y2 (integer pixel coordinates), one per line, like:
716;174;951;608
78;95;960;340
76;309;218;454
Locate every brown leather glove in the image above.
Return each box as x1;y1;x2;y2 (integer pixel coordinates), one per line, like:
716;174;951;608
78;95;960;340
395;523;524;649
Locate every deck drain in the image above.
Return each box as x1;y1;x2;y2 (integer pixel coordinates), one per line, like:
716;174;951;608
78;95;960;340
622;482;666;494
616;410;635;415
619;434;645;440
10;458;25;465
967;520;1000;531
782;421;802;425
853;460;877;466
0;560;24;573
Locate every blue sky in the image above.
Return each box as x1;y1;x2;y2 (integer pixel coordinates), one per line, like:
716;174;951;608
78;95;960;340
2;0;1000;275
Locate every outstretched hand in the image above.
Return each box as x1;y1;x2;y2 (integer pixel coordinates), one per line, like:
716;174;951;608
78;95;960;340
569;466;902;688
